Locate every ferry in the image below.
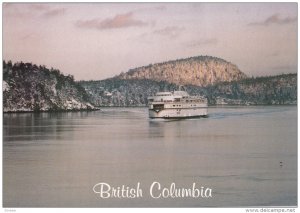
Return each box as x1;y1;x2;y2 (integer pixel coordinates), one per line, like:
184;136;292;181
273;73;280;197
148;88;208;119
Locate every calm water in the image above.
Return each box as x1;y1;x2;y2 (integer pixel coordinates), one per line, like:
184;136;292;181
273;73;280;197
3;106;297;207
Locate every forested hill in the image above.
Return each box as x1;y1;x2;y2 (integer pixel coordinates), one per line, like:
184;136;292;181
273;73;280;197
3;61;96;112
3;59;297;111
80;73;297;106
194;73;297;105
116;56;247;87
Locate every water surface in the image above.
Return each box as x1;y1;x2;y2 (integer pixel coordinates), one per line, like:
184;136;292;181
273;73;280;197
3;106;297;207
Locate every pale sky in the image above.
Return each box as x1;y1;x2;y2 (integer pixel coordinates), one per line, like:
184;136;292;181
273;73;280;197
3;3;298;80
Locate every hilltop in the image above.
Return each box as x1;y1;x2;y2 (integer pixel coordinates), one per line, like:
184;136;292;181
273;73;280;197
116;56;247;87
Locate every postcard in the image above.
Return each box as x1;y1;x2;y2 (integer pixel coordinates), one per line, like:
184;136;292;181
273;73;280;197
2;2;297;210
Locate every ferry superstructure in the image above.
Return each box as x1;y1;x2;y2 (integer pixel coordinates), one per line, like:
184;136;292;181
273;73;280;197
148;90;208;119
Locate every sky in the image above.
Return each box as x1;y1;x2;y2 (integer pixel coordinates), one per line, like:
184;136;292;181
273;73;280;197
3;3;298;80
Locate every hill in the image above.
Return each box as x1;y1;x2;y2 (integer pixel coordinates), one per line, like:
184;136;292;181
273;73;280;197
80;73;297;106
3;61;97;112
3;57;296;111
116;56;247;87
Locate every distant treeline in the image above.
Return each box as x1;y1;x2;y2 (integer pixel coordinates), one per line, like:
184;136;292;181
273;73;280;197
80;73;297;106
187;73;297;105
2;60;297;111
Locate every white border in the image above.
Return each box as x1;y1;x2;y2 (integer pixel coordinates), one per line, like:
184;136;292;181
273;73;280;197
1;1;298;213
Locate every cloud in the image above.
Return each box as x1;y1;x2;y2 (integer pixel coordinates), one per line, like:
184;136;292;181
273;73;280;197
4;4;66;19
42;8;66;18
131;26;184;43
30;4;66;18
3;3;16;9
29;4;50;11
153;26;184;38
248;13;297;26
154;5;167;11
131;5;167;14
268;51;280;57
20;33;41;41
76;12;148;30
186;38;218;47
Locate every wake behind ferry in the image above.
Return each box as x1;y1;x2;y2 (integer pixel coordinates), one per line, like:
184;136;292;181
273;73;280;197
148;88;208;119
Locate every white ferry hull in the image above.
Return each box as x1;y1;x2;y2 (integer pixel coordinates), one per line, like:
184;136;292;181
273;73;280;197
149;107;208;119
148;89;208;119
